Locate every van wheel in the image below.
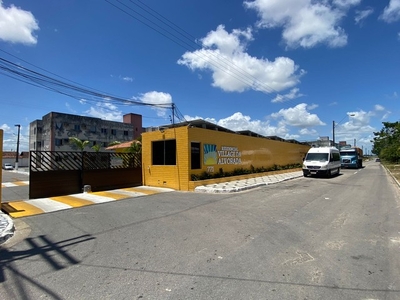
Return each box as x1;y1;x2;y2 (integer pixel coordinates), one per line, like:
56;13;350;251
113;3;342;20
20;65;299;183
327;169;332;177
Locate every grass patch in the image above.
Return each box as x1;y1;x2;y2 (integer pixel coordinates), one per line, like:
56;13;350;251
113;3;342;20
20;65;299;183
382;162;400;182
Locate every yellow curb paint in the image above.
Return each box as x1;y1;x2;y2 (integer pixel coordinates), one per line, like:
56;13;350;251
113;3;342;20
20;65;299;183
49;196;95;207
122;187;160;195
92;191;129;200
6;201;45;218
12;181;29;186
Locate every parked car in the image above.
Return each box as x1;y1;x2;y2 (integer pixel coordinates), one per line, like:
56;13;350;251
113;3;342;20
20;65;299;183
375;158;381;162
3;163;14;170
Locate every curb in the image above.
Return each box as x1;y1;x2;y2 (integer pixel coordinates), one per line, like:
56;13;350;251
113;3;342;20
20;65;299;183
0;212;15;244
194;173;303;193
383;165;400;188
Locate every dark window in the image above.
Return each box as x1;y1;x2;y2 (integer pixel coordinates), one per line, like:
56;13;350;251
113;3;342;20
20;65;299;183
152;140;176;165
55;139;62;146
90;126;96;133
191;142;201;169
74;124;80;131
111;129;117;135
124;130;129;136
101;128;107;134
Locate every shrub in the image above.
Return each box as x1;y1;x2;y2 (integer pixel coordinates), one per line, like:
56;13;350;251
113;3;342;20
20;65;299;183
190;163;301;181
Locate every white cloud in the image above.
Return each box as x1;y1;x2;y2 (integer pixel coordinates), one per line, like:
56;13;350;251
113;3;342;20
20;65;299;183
333;0;361;9
1;123;11;132
178;25;304;94
380;0;400;23
299;128;318;135
244;0;360;48
65;102;77;114
0;1;39;44
271;103;325;127
139;91;172;117
121;76;133;82
374;104;385;111
86;101;122;121
271;88;304;103
184;103;326;140
355;8;374;25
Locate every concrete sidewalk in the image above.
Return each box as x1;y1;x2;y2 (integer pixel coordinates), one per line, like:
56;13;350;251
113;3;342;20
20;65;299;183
194;170;303;193
0;212;14;244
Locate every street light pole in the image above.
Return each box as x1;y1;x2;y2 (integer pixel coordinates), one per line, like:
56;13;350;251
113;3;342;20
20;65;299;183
332;113;355;148
332;120;335;147
15;124;20;170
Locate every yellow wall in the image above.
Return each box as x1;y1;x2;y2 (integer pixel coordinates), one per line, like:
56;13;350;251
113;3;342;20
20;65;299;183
142;126;310;191
142;126;190;190
0;129;3;209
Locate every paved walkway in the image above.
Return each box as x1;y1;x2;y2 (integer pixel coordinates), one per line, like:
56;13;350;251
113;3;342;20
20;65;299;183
194;171;303;193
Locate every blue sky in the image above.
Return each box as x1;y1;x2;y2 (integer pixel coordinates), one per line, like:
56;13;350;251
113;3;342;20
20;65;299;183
0;0;399;154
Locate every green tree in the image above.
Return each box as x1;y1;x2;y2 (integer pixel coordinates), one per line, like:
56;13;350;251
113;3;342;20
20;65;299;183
69;137;89;151
372;121;400;162
91;144;101;152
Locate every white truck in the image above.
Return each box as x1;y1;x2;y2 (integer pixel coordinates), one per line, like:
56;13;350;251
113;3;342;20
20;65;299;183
302;147;341;177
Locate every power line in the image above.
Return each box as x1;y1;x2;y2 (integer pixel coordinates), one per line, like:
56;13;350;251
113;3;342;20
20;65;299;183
106;0;283;95
0;53;186;123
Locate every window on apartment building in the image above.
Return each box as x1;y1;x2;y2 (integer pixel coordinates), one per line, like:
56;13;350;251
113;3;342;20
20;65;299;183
191;142;201;169
101;128;107;134
111;129;117;135
90;126;96;133
74;124;80;131
34;127;43;135
55;139;63;146
123;130;129;136
34;141;42;150
152;140;176;165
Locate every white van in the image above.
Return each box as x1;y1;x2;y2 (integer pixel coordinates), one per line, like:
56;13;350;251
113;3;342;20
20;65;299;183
302;147;341;177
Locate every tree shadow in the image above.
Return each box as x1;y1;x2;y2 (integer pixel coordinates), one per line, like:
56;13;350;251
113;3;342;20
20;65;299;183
0;234;95;299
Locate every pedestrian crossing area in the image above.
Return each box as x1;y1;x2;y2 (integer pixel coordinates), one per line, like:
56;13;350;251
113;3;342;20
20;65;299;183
1;186;173;218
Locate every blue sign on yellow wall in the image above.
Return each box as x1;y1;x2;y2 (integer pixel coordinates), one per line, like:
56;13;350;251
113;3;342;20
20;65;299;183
204;144;217;165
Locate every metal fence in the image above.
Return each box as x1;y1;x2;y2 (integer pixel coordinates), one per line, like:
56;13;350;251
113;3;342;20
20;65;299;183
30;151;142;199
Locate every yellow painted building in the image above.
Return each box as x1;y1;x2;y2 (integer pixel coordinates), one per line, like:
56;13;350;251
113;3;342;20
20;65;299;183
142;120;310;191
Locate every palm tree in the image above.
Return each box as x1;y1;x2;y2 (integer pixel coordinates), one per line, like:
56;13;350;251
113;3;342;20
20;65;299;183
91;144;101;152
69;137;89;151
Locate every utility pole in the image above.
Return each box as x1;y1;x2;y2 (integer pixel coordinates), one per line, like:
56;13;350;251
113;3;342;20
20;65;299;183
15;124;20;170
332;120;335;147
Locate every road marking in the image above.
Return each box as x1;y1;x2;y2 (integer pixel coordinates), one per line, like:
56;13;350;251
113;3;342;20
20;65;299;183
3;201;45;218
1;181;29;188
92;191;136;200
49;195;95;207
2;186;173;218
28;198;72;212
123;186;171;195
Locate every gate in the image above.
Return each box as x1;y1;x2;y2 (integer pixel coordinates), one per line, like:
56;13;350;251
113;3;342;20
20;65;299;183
30;151;142;199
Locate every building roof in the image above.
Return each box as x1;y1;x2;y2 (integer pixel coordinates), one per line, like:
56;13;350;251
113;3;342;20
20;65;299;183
148;119;306;145
2;151;29;158
105;140;140;150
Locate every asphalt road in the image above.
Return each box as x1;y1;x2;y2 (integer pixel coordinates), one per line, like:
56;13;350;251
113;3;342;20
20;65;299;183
1;169;29;202
1;161;400;299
